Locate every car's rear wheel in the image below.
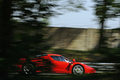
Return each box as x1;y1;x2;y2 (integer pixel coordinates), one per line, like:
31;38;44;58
22;63;35;75
72;65;84;75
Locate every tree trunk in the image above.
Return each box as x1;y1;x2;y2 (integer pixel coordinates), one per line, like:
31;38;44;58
0;0;13;79
98;20;105;49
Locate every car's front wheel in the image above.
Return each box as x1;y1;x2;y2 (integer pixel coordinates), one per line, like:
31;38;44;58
72;65;84;75
22;63;35;75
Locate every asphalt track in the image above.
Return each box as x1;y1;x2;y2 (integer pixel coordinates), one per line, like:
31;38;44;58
8;72;67;78
8;72;120;80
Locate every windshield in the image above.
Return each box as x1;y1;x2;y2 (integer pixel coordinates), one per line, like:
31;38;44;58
62;56;70;62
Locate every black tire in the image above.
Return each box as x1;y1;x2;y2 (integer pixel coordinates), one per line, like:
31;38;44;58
72;65;84;76
22;63;36;75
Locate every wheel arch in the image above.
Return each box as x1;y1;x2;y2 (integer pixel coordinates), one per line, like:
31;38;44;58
22;62;36;69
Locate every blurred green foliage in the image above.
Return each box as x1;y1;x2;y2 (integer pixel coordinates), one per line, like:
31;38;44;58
0;0;56;78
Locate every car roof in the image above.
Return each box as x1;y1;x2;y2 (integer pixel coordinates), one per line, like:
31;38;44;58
36;54;61;57
47;54;61;56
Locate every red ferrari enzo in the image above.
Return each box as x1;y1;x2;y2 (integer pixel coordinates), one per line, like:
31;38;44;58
14;54;96;75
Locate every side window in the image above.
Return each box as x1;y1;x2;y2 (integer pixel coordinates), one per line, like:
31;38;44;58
51;56;60;61
51;56;65;62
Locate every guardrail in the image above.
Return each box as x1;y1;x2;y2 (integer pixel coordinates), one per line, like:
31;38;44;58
81;62;120;73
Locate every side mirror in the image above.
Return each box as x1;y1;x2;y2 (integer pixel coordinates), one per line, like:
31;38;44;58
72;59;76;62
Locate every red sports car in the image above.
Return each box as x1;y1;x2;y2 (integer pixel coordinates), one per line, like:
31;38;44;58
14;54;96;75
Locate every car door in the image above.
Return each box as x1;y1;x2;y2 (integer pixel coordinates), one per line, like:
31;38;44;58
50;56;70;74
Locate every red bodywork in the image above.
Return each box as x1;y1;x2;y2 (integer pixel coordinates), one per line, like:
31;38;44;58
14;54;96;74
